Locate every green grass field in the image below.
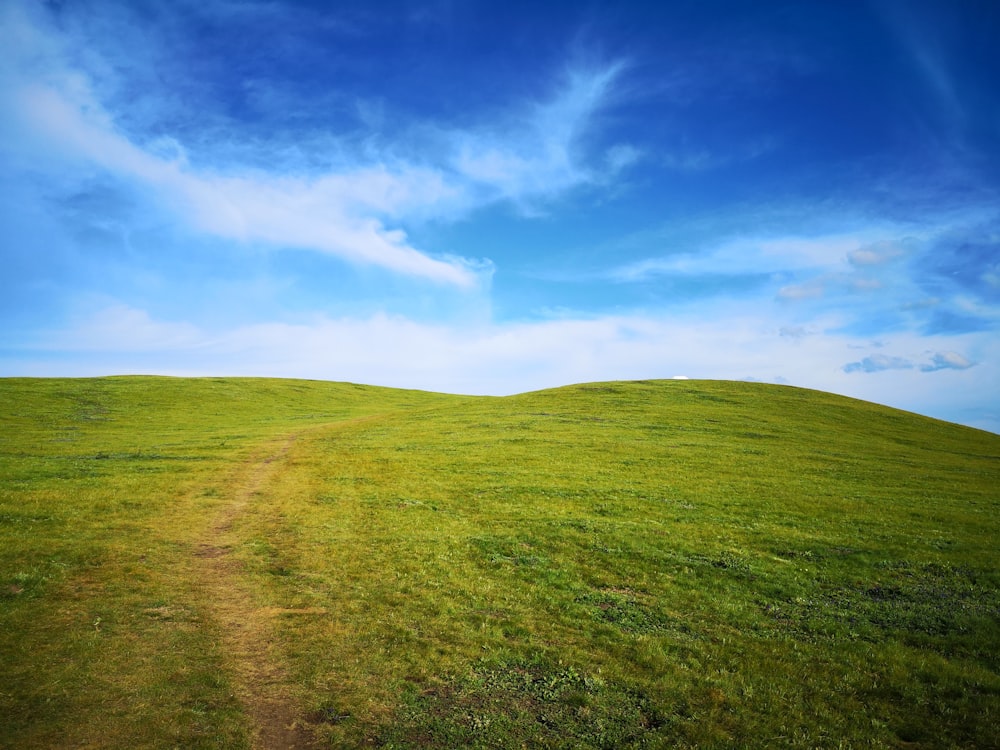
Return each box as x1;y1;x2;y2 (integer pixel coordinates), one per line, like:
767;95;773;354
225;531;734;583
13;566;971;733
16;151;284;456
1;376;998;749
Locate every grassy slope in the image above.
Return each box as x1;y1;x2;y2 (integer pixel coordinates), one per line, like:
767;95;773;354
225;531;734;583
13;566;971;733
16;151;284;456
0;377;453;748
1;377;998;748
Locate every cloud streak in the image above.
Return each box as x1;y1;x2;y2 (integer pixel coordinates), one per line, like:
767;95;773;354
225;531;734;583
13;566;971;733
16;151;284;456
610;231;899;284
843;354;914;374
1;2;627;286
844;350;976;375
920;351;974;372
11;302;994;430
10;79;480;285
451;62;627;205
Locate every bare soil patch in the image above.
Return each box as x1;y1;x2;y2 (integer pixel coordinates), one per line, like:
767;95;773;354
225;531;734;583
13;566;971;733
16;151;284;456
193;434;319;749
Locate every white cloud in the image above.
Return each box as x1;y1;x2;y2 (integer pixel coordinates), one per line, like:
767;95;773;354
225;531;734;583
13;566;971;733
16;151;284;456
921;351;974;372
45;304;204;352
779;326;812;339
605;144;641;171
844;346;979;376
848;239;909;266
777;279;826;300
450;62;626;205
843;354;914;373
850;277;883;291
9;303;997;431
11;82;481;286
612;230;898;283
1;4;625;286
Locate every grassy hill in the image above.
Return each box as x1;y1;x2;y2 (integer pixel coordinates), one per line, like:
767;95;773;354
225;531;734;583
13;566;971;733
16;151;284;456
1;376;998;748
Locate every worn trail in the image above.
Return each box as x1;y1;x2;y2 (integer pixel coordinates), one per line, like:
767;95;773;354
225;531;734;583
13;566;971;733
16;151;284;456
193;433;318;749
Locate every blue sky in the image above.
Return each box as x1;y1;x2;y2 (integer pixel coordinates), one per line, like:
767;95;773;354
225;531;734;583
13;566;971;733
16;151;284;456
2;0;999;432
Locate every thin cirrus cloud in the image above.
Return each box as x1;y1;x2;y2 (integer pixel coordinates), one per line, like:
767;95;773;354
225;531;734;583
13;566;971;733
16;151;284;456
843;354;915;374
22;303;992;437
25;303;817;394
611;231;897;283
1;2;626;287
451;62;628;205
920;351;975;372
11;83;478;286
844;351;975;375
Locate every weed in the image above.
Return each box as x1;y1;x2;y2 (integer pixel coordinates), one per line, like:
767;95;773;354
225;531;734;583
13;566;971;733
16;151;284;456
378;655;662;749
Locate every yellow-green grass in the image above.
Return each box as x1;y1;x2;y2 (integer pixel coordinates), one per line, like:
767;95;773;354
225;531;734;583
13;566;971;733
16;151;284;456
0;376;451;747
2;377;998;748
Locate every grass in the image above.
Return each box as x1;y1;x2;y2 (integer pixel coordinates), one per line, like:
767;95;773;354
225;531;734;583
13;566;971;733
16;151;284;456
1;376;998;748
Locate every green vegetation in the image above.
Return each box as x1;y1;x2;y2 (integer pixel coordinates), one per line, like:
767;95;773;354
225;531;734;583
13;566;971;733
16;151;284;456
2;376;998;748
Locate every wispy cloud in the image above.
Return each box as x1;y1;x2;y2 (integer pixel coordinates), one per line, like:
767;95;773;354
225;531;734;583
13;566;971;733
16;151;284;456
5;56;480;285
1;2;627;286
844;349;976;375
878;0;965;129
611;231;894;283
920;351;975;372
45;304;204;352
449;62;628;207
847;239;911;266
12;301;995;431
9;303;784;392
843;354;914;374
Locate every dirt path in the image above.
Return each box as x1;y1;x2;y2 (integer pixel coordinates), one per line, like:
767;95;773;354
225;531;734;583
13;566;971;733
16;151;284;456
193;433;318;749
